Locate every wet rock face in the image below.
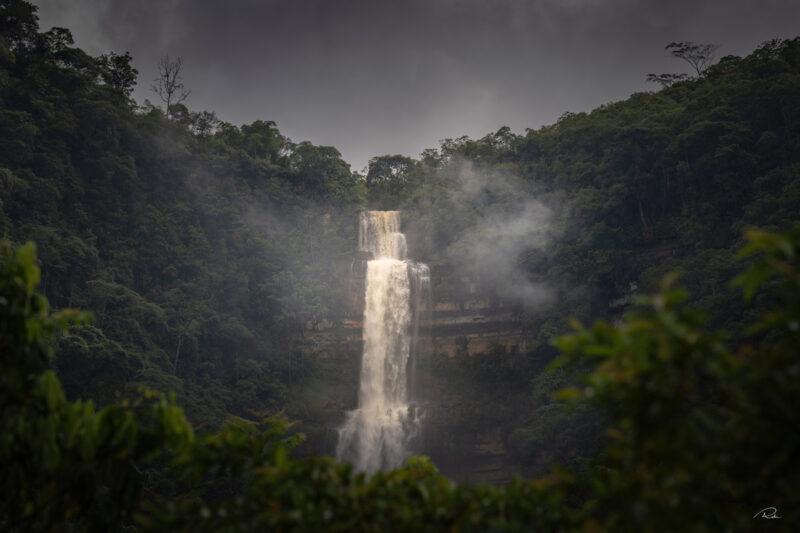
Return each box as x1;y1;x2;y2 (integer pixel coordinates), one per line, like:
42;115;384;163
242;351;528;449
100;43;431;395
299;212;527;482
301;254;526;482
422;297;523;357
328;254;526;357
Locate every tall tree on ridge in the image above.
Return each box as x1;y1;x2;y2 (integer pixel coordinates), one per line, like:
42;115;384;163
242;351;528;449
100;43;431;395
647;41;719;87
152;55;190;119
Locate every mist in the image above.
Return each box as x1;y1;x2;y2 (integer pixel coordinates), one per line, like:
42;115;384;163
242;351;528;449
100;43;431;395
440;159;556;309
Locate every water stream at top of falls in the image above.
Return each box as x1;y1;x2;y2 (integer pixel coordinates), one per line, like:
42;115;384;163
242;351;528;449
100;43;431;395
336;211;430;473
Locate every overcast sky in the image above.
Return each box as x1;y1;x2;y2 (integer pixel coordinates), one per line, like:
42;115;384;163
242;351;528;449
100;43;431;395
34;0;800;172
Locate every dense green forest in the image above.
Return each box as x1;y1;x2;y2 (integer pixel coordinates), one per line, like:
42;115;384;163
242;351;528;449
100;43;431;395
2;0;800;529
1;0;368;427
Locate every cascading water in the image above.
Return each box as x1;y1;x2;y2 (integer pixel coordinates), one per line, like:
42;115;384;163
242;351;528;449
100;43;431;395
337;211;430;472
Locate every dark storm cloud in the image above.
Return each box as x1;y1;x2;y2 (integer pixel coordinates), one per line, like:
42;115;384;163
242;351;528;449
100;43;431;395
35;0;800;170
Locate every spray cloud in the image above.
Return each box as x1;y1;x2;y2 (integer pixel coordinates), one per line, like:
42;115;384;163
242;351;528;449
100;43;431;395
443;158;555;308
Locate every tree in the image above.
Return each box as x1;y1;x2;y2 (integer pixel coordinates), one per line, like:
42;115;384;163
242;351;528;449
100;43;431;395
188;109;222;137
152;55;190;119
365;154;416;207
0;0;40;53
647;41;719;87
645;72;689;88
96;51;138;97
288;141;353;195
366;154;415;187
666;41;720;76
240;119;288;161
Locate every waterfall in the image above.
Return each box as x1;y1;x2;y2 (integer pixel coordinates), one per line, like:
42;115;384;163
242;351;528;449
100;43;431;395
337;211;430;472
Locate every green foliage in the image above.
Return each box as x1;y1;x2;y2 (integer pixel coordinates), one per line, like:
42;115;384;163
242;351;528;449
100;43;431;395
0;241;194;531
553;226;800;530
365;153;417;208
734;226;800;304
0;0;364;427
145;440;572;532
95;51;137;97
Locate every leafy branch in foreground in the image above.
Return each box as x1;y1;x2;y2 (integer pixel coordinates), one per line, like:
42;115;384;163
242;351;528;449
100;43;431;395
0;241;194;530
553;225;800;530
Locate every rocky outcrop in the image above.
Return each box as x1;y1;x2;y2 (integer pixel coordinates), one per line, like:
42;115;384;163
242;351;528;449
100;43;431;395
339;249;527;357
